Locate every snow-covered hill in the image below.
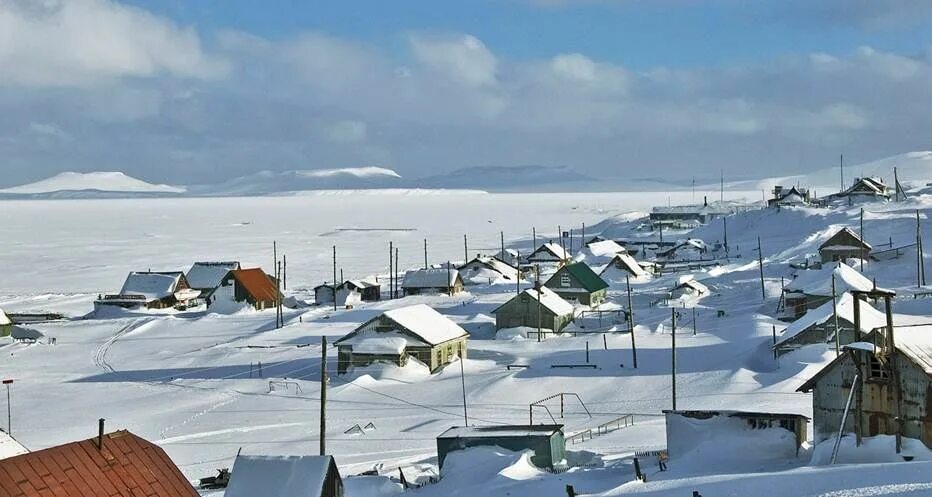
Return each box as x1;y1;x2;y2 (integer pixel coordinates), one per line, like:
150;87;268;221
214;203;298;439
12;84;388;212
190;166;405;195
0;171;185;197
414;165;597;191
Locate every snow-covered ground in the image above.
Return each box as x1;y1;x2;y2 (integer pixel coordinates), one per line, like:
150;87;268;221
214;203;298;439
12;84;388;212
4;188;932;496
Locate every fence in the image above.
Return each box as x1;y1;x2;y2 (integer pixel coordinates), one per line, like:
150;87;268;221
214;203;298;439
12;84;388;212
596;414;635;435
567;429;593;444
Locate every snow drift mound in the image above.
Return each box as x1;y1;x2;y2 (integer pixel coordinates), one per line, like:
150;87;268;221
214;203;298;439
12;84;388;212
1;171;185;195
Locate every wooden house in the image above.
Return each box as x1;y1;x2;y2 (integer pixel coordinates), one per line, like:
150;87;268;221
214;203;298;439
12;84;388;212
458;256;518;285
402;268;464;296
577;239;627;265
0;428;199;497
797;315;932;450
830;177;892;203
671;277;709;299
657;238;708;260
314;283;336;305
774;293;886;356
225;455;343;497
525;242;571;265
544;262;609;307
335;304;469;374
0;308;10;337
340;280;381;302
97;271;198;310
186;261;240;297
664;410;808;458
436;425;566;470
492;286;575;334
0;430;28;460
212;268;280;310
649;197;731;228
782;263;874;319
600;253;649;281
819;227;872;264
768;186;811;207
494;248;521;267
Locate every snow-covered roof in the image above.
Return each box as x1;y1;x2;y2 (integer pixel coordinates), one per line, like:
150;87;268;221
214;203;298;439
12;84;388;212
226;455;337;497
890;325;932;375
438;424;563;439
584;240;626;257
0;308;10;326
402;268;460;289
343;279;379;289
776;293;887;347
0;431;28;460
600;253;648;278
819;227;872;251
339;304;468;347
499;286;575;316
527;243;571;262
11;326;43;341
674;276;709;294
459;257;518;279
337;332;428;354
186;261;239;290
119;272;183;300
784;263;874;296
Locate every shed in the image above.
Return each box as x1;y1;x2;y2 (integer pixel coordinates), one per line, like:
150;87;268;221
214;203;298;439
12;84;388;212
225;455;343;497
774;293;886;356
340;279;381;301
186;261;241;295
782;263;874;319
600;253;649;281
458;256;518;285
544;262;609;307
819;227;872;264
402;268;464;296
657;239;708;260
492;286;575;334
314;283;336;305
335;304;469;373
526;243;571;265
0;430;28;460
436;425;566;470
768;186;810;207
97;271;197;309
0;308;10;337
663;410;808;458
213;268;280;310
671;277;709;299
0;429;199;497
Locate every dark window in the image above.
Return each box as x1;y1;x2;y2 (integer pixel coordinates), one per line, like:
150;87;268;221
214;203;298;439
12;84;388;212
868;355;889;381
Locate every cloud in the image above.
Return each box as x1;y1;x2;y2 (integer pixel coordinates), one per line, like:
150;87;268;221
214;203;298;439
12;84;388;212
408;33;498;87
0;0;228;87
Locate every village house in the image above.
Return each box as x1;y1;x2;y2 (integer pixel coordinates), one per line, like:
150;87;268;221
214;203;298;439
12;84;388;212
96;271;198;310
782;263;874;319
436;425;566;470
334;304;469;374
186;261;241;298
600;253;649;281
797;299;932;451
656;238;709;260
402;268;464;296
649;197;731;228
494;248;521;267
0;426;199;497
0;308;11;337
664;410;809;458
768;185;811;207
225;454;343;497
577;239;627;265
544;262;609;306
493;285;575;334
314;283;337;305
458;255;519;285
211;267;280;310
830;177;892;203
340;279;381;301
820;227;872;264
774;292;886;356
671;277;710;299
525;242;572;266
0;430;28;460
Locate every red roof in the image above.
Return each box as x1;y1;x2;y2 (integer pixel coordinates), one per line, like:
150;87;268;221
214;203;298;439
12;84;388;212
0;430;199;497
231;268;279;303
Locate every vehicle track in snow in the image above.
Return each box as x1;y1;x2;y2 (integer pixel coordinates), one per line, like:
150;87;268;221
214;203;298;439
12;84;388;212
92;318;153;374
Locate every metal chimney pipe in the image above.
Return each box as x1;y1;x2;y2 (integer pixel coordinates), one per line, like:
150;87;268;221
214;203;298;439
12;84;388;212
98;418;105;450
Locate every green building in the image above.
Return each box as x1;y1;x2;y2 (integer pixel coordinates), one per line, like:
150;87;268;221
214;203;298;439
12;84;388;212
492;286;575;334
436;425;566;470
544;262;609;306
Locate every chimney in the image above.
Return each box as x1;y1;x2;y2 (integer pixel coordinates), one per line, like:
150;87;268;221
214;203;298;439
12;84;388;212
98;418;105;450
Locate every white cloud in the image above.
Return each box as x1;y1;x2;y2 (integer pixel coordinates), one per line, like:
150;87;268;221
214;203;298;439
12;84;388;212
324;120;368;144
408;33;498;87
0;0;228;87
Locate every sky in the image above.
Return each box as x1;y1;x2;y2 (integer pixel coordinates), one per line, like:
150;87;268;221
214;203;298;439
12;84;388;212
1;0;931;187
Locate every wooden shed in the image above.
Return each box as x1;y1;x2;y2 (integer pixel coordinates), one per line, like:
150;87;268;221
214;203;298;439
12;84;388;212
340;280;381;301
493;286;575;334
436;425;566;470
186;261;241;297
768;186;810;207
97;271;198;310
525;243;571;265
225;455;343;497
774;292;886;356
782;263;874;319
544;262;609;307
212;268;280;310
670;277;709;299
600;253;649;281
402;268;464;296
335;304;469;374
819;227;872;264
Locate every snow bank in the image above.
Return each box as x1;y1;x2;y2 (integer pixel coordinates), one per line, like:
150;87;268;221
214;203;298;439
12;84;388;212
343;475;404;496
810;435;932;465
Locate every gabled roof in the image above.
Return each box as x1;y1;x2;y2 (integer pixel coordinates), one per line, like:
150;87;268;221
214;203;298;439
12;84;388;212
584;239;626;258
673;276;709;294
600;253;649;278
336;304;468;347
119;271;184;301
402;268;461;288
819;227;872;251
0;430;199;497
0;308;10;326
527;243;571;262
493;286;575;317
342;279;380;290
459;257;518;279
186;261;240;290
231;268;279;302
841;177;890;197
225;455;339;497
0;431;27;460
783;263;874;297
775;292;886;347
552;262;609;292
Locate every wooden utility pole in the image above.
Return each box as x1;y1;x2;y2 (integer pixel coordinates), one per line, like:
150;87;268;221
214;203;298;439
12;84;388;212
282;254;287;291
860;208;865;272
659;222;664;244
757;236;765;300
627;274;637;368
460;351;468;426
464;234;468;263
273;241;277;281
840;154;845;192
533;227;537;250
423;239;428;269
692;307;697;336
558;225;565;255
832;274;840;356
276;261;283;328
772;325;777;360
918;210;927;287
389;241;394;299
332;246;338;312
581;223;586;248
395;247;399;298
500;231;505;261
320;336;327;455
671;308;677;410
536;267;542;343
723;218;729;255
894;166;901;201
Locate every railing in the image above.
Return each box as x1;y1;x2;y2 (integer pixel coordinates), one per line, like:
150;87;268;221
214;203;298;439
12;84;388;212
529;392;591;424
567;429;593;444
597;414;635;435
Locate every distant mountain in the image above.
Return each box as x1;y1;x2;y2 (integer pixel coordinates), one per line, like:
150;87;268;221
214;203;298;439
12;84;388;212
412;165;599;191
190;166;404;196
0;172;185;198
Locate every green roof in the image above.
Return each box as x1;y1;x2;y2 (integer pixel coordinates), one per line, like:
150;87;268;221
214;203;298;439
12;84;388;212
563;262;609;292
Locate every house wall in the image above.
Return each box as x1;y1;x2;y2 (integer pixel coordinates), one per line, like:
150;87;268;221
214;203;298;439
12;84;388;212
337;337;467;374
494;295;572;332
776;317;860;356
820;249;868;264
437;434;562;469
545;268;605;307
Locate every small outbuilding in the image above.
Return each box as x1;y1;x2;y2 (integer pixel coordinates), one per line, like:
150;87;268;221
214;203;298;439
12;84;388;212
493;286;575;334
782;263;874;319
402;268;464;296
225;454;343;497
436;425;566;470
819;227;872;264
671;277;709;299
335;304;469;374
458;256;519;285
774;292;886;356
600;253;649;281
186;261;241;297
314;283;337;305
664;410;809;458
494;248;521;267
576;239;627;265
212;268;280;310
544;262;609;307
768;186;811;207
526;242;572;265
832;177;891;203
97;271;198;309
340;279;381;302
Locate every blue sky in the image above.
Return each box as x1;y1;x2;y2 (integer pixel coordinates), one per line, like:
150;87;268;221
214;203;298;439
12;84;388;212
1;0;931;187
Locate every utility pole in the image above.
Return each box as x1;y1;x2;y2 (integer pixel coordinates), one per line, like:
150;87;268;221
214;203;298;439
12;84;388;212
395;247;400;298
692;306;697;336
917;210;927;287
758;236;765;300
671;308;677;411
282;254;287;291
558;225;565;255
460;352;468;426
860;208;865;272
332;246;338;312
659;222;664;244
3;379;11;435
581;223;586;248
276;260;283;328
389;241;394;299
423;238;428;269
723;217;729;255
319;337;327;455
273;241;277;282
533;227;537;250
500;231;505;262
772;325;778;361
536;267;542;343
832;274;840;356
720;169;724;203
627;274;637;368
464;234;468;263
894;166;901;201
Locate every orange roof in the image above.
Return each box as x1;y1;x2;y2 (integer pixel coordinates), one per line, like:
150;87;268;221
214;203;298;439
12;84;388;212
232;268;279;303
0;430;199;497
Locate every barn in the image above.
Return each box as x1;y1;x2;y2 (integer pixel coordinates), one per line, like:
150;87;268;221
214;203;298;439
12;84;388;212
335;304;469;374
493;285;575;334
402;268;464;296
819;227;872;264
544;262;609;307
774;292;886;356
225;455;343;497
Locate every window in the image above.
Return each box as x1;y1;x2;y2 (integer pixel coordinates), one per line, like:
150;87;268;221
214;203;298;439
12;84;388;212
868;355;889;381
560;274;571;287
